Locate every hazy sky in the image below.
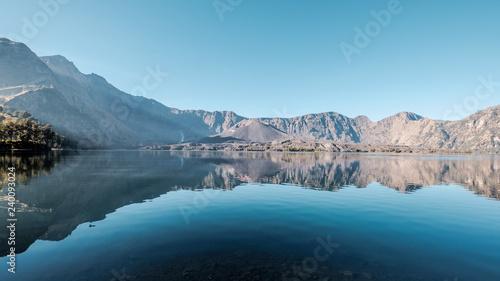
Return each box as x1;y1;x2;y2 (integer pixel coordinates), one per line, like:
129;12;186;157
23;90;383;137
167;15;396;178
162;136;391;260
1;0;500;121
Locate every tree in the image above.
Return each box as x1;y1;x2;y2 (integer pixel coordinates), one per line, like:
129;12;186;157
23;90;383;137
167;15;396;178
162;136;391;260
42;124;55;146
0;114;67;149
6;122;15;141
0;123;5;141
17;119;34;142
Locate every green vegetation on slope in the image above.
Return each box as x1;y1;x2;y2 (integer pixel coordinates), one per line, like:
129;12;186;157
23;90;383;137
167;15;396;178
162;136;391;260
0;107;67;150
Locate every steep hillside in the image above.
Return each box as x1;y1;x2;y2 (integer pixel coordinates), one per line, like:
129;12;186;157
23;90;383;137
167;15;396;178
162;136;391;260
0;38;55;103
0;38;244;147
443;106;500;153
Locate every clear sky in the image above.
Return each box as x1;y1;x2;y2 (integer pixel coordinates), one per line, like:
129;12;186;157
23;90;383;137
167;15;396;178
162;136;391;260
1;0;500;121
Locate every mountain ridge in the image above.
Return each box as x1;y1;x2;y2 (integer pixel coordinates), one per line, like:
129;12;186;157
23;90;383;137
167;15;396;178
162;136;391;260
0;38;498;153
0;38;244;147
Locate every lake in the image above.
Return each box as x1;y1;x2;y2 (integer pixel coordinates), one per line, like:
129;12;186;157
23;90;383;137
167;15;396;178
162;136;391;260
1;151;499;281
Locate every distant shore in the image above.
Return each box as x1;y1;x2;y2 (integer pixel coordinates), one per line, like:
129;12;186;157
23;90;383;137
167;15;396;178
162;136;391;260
0;141;491;155
138;139;480;155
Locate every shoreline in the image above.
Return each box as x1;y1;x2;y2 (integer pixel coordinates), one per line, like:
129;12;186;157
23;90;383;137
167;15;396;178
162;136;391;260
138;139;488;155
0;144;496;155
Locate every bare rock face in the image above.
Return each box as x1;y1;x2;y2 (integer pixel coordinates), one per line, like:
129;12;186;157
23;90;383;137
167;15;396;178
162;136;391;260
356;112;448;148
443;106;500;152
258;109;499;153
260;112;362;142
180;109;244;134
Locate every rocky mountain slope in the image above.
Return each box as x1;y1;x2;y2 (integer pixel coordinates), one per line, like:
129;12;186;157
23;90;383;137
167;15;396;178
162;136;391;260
204;119;292;143
0;38;498;152
259;108;499;153
260;112;362;142
443;106;500;153
0;38;244;147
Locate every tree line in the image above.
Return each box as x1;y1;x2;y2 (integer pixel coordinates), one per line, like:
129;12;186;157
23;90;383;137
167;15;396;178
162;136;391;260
0;119;67;150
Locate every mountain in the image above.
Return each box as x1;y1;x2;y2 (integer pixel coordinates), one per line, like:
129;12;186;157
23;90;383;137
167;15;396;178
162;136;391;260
0;38;54;91
259;112;362;142
0;38;244;147
0;38;498;153
259;108;499;153
204;119;292;143
443;106;500;153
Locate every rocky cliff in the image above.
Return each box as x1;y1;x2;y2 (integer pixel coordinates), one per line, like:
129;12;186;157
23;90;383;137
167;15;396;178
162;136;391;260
259;108;499;153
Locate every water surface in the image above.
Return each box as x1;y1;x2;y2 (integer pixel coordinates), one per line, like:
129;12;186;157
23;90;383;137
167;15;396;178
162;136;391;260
0;151;499;280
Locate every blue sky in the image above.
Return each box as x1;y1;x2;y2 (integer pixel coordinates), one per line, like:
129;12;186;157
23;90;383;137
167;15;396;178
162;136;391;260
1;0;500;121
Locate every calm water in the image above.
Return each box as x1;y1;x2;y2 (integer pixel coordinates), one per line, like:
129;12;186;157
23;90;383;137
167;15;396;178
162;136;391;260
0;151;499;281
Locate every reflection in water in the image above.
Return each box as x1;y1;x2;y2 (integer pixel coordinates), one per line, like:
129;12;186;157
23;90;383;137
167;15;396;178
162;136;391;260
0;151;498;259
168;152;500;200
208;152;500;198
0;151;64;188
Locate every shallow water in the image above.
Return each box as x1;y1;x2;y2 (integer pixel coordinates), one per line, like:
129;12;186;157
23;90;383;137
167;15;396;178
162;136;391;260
0;151;499;280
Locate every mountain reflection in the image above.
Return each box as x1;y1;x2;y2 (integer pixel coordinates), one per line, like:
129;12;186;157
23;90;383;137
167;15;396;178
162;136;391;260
0;151;499;257
186;152;499;199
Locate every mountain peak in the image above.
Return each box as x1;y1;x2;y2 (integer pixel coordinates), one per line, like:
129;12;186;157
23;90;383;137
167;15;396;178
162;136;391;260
0;37;12;43
234;119;263;127
0;38;30;49
40;55;84;81
393;112;423;121
0;37;30;50
0;38;54;88
41;55;72;64
354;115;372;123
212;119;290;143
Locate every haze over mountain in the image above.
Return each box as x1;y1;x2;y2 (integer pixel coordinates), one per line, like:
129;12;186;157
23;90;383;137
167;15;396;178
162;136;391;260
0;38;498;153
0;38;243;147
